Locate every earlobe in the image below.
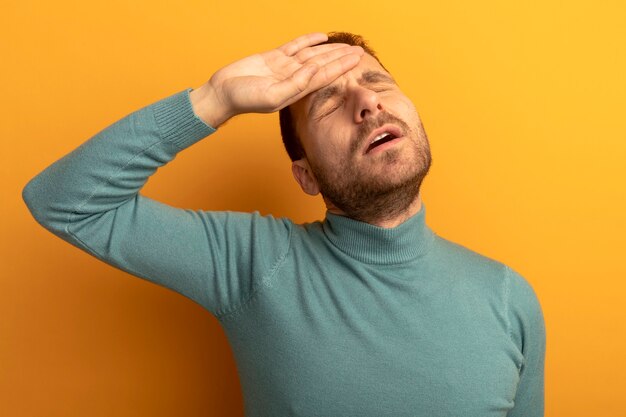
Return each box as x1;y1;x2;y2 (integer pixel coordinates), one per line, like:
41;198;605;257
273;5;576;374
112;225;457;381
291;159;320;196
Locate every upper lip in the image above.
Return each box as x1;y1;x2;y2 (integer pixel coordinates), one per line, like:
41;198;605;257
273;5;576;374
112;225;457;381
363;124;404;154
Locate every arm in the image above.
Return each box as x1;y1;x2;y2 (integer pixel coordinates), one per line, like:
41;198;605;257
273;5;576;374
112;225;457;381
22;33;364;318
506;266;547;417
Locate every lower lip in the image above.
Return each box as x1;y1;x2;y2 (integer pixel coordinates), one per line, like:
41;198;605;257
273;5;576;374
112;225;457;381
366;136;405;155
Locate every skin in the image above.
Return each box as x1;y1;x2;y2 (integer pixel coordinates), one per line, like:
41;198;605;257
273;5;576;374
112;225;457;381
289;53;431;227
190;33;365;127
189;33;431;228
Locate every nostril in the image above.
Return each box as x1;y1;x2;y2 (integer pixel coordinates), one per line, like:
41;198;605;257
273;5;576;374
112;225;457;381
360;104;382;118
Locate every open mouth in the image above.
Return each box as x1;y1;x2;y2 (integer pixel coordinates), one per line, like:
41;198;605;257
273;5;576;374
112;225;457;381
366;132;399;153
361;123;405;155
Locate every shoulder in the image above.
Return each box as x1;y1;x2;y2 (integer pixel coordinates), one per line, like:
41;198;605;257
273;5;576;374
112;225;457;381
504;265;546;352
199;210;294;237
430;234;539;308
431;233;509;282
195;210;295;266
432;234;545;348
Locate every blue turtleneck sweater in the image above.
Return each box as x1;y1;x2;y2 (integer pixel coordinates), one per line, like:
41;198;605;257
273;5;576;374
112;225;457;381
22;88;546;417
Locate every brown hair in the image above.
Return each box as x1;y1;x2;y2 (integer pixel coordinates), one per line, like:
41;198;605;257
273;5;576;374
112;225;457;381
278;32;387;161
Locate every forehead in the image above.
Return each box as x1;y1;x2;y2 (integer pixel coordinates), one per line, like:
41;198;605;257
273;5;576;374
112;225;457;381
290;53;390;120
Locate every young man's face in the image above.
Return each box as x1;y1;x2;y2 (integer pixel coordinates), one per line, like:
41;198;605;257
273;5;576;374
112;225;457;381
289;53;432;220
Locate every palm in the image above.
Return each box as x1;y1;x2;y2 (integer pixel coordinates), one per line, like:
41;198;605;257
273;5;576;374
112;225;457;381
209;33;363;115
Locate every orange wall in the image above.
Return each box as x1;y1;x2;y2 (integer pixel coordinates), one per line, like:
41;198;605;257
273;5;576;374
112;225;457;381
3;1;625;416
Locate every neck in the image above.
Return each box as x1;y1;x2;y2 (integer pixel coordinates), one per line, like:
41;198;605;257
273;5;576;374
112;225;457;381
322;198;434;264
325;193;423;229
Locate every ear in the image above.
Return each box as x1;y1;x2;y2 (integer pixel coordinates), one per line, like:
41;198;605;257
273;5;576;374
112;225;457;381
291;159;320;196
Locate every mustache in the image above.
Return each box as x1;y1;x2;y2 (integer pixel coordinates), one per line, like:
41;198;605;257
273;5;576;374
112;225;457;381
350;112;411;155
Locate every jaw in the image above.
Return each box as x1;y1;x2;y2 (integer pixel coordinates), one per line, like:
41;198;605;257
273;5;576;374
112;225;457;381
308;134;431;226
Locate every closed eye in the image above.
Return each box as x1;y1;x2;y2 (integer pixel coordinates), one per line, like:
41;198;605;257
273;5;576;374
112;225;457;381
370;85;393;93
315;84;392;120
318;99;344;119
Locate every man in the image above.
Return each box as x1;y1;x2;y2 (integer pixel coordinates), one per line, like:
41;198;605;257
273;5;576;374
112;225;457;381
23;32;546;416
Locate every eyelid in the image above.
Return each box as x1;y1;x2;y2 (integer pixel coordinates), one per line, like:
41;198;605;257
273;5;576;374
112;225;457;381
316;82;393;119
319;99;344;118
371;84;393;91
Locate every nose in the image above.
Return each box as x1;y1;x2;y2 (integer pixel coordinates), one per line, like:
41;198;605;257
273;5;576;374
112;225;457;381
352;86;384;123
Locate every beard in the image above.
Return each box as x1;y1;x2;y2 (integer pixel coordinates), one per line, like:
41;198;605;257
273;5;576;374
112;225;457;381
308;111;432;224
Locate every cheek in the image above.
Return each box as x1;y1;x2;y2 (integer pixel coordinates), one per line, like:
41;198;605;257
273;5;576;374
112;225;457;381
399;99;418;115
309;126;350;157
394;100;421;127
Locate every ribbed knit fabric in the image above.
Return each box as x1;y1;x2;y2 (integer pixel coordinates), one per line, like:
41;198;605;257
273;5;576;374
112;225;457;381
22;88;546;417
322;209;435;264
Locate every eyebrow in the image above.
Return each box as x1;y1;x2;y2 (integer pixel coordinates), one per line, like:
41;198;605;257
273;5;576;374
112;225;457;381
307;70;397;118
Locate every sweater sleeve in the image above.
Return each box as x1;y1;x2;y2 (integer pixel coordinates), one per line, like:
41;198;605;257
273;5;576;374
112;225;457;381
22;88;292;319
505;265;547;417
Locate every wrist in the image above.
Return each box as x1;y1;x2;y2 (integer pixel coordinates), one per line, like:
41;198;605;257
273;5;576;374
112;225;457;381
189;83;232;128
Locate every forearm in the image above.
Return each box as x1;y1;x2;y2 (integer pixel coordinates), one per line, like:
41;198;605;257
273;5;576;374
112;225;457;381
23;31;361;231
22;88;215;237
21;88;294;316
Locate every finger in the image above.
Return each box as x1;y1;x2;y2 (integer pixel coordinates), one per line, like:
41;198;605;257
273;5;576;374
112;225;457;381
303;45;364;69
268;63;322;106
278;32;328;57
293;42;354;63
306;52;362;91
272;52;362;107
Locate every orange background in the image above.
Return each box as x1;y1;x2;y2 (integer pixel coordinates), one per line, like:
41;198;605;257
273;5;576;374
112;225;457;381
2;1;625;416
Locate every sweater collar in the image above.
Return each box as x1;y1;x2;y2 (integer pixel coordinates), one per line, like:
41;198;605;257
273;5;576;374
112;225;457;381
321;202;435;265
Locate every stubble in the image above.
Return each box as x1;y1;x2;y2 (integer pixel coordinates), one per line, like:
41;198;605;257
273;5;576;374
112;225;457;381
310;112;432;224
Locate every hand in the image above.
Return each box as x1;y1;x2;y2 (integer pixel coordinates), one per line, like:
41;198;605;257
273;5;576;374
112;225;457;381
190;33;364;127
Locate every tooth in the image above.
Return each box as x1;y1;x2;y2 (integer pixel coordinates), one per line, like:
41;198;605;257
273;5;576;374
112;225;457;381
372;132;389;143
